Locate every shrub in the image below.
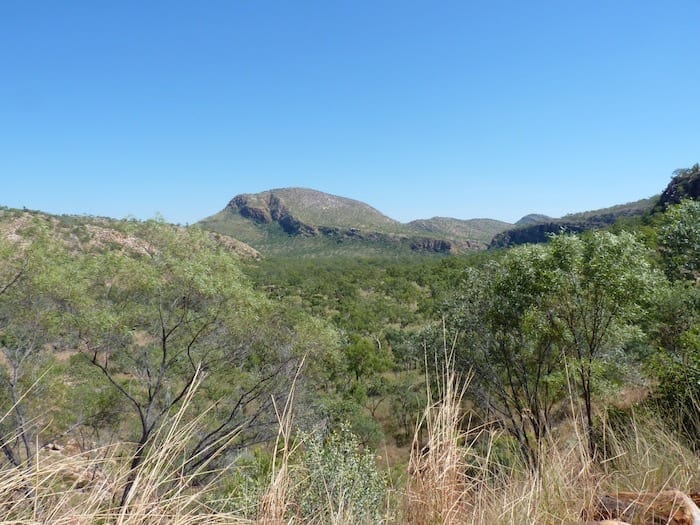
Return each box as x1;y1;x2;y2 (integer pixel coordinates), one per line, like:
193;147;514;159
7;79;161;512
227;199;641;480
293;423;386;524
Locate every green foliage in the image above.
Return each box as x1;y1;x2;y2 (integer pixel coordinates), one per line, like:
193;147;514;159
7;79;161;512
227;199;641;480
2;195;699;516
293;424;386;523
649;327;700;448
0;216;344;493
0;228;81;464
66;223;326;494
315;395;384;449
346;335;392;380
62;354;126;438
437;230;663;462
388;372;426;445
658;199;700;282
644;280;700;448
436;246;566;466
545;232;662;453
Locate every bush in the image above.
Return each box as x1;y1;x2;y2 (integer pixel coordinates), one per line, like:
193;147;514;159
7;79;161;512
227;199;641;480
293;424;386;524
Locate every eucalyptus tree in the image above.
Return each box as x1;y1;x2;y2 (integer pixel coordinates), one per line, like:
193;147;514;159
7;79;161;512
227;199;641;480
544;231;661;457
658;199;700;282
441;245;565;468
649;199;700;444
442;230;661;463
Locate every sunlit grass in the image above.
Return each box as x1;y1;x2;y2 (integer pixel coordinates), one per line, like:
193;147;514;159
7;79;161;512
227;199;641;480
2;358;699;524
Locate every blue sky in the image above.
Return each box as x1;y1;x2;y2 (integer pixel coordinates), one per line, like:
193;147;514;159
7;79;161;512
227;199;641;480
1;1;698;225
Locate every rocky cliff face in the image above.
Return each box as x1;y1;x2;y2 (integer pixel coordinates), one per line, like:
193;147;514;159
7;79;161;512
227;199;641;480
656;164;700;210
409;238;455;253
232;194;286;224
230;194;318;236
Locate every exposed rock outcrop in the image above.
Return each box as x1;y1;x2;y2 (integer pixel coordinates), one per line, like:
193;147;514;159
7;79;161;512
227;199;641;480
409;238;454;253
230;193;318;236
656;164;700;210
231;194;288;224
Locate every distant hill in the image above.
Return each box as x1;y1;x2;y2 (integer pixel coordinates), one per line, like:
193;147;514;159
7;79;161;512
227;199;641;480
490;166;700;250
229;188;403;232
489;197;659;249
515;214;552;227
408;217;512;246
8;165;696;258
198;188;513;257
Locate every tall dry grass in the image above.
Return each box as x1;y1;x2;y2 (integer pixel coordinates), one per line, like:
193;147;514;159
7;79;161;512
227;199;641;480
598;408;700;494
2;357;700;524
403;346;476;524
400;348;700;525
256;358;303;524
0;369;248;524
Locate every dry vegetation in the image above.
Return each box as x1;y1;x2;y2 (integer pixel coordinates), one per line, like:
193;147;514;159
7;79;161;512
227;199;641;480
2;356;699;525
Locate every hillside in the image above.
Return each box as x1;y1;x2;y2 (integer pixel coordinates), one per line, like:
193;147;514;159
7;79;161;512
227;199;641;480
7;167;697;258
491;167;700;249
653;163;700;211
407;216;512;246
0;206;262;260
489;196;659;248
515;213;552;226
198;188;513;257
230;188;403;232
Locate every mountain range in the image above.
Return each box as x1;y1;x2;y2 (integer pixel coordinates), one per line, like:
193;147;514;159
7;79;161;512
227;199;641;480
198;165;700;256
197;188;513;257
197;187;660;257
3;164;698;259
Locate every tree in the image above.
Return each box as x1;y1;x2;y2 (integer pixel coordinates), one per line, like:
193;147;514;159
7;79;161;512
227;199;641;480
440;246;565;468
658;199;700;282
0;229;79;467
70;222;310;505
646;199;700;445
546;231;661;457
345;335;392;381
646;282;700;446
440;231;661;463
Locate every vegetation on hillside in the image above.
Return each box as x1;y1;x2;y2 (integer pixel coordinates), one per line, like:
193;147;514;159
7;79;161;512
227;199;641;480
489;196;658;248
1;167;699;522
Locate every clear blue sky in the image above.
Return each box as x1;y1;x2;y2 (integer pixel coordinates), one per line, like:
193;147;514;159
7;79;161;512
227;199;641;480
2;1;698;225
